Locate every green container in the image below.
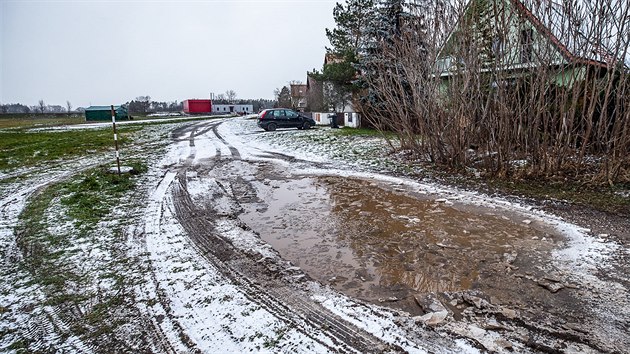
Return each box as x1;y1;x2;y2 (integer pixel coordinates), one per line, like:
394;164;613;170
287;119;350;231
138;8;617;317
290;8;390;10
85;106;129;121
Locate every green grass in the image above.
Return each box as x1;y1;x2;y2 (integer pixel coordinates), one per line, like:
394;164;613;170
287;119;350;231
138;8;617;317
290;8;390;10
61;162;146;227
0;115;235;172
15;163;149;347
17;163;145;285
332;126;396;138
0;127;139;171
0;115;85;129
17;183;64;271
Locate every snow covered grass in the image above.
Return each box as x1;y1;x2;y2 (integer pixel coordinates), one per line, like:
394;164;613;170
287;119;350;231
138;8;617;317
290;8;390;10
226;118;420;176
1;164;154;350
0;122;177;351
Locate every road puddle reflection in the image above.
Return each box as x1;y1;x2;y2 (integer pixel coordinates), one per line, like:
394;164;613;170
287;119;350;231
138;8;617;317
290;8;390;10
240;176;553;310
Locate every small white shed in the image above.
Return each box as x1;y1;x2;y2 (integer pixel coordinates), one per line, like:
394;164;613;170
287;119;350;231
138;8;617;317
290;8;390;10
344;112;360;128
312;112;332;126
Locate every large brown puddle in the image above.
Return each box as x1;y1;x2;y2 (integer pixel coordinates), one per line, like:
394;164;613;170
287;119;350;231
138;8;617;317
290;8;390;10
240;176;556;310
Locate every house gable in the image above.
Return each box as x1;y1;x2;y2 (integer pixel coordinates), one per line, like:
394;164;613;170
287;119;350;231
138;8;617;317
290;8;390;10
437;0;569;75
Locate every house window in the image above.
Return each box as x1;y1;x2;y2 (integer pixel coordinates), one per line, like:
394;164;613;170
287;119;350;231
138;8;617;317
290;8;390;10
520;28;534;63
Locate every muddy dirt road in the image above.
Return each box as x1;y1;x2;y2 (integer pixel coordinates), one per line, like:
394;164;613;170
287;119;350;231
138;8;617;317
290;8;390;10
150;117;630;352
2;117;629;353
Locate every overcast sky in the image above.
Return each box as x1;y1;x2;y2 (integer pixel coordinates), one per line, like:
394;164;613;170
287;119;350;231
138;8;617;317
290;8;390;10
0;0;337;108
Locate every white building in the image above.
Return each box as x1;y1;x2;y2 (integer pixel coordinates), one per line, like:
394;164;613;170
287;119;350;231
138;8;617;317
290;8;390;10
310;112;361;128
343;112;361;128
213;104;253;114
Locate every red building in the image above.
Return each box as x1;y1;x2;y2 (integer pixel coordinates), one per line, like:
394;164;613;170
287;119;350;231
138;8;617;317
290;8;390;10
183;99;212;114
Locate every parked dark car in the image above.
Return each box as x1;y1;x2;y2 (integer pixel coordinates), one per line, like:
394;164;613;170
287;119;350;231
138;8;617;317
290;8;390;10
257;109;316;131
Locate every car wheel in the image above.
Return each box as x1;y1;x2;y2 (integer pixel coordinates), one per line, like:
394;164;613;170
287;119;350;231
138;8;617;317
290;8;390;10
267;123;277;131
302;122;311;130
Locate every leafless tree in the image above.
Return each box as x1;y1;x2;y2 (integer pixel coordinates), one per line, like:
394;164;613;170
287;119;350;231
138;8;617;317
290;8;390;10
135;96;151;114
359;0;629;184
66;101;72;114
38;99;46;114
225;90;237;103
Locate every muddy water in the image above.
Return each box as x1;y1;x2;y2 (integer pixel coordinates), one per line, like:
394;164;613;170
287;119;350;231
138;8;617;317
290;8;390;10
240;176;553;309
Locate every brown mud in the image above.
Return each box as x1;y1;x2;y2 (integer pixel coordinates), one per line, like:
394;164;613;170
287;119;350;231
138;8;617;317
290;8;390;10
240;176;562;311
233;164;628;352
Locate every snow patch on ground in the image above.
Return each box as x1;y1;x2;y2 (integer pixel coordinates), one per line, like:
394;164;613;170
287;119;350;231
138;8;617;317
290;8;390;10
140;160;332;352
215;219;278;259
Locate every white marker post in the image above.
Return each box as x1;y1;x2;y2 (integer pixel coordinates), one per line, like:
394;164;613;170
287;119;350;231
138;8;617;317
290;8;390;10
110;105;121;176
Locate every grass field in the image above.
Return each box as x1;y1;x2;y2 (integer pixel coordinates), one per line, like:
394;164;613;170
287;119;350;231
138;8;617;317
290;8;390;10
0;115;87;129
0;115;229;172
0;125;139;171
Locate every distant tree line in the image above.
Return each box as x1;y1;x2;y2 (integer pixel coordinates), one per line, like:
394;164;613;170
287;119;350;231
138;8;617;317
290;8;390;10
0;100;82;114
2;96;277;116
125;96;183;115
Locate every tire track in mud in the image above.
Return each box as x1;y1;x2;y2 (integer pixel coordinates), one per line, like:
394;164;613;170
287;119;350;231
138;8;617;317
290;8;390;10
171;120;242;163
141;171;198;354
165;125;395;352
170;175;389;353
212;123;241;160
163;118;630;353
2;153;183;353
2;121;241;353
128;121;238;352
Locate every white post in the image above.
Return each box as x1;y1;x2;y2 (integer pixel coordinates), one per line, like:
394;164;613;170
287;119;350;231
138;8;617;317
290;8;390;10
110;105;121;175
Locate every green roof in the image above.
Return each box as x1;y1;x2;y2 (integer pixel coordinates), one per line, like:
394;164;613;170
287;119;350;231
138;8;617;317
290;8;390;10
85;105;123;111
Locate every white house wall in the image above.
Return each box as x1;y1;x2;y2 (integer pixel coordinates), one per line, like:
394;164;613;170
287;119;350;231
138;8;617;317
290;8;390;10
213;105;254;113
311;112;360;127
312;112;333;126
344;113;361;128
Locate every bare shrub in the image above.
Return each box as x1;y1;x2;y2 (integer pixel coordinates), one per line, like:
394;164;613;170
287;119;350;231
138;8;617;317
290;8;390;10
358;0;629;184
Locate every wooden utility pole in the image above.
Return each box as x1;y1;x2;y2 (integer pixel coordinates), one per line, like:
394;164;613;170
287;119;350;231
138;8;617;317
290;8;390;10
110;105;121;175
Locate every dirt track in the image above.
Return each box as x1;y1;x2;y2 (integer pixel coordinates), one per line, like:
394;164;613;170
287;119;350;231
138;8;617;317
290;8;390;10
154;118;630;352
